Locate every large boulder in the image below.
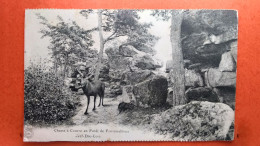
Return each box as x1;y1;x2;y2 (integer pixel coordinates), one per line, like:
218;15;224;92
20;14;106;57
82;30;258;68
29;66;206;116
109;56;134;71
151;101;234;141
105;47;135;71
182;33;230;67
133;75;168;107
168;69;204;88
119;45;138;57
205;68;236;87
181;10;238;67
121;70;155;85
185;87;219;102
185;69;204;87
133;54;162;70
219;52;236;72
135;45;156;55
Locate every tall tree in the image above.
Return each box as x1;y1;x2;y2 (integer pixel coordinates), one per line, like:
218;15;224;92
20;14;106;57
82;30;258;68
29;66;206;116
37;14;96;79
95;10;105;81
81;10;158;80
152;10;186;106
170;10;186;105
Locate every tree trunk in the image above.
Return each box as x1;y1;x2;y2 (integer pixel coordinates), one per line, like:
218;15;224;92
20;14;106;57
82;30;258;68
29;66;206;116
170;10;186;106
94;10;105;81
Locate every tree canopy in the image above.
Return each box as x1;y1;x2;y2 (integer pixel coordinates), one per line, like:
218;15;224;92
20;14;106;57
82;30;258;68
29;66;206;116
36;10;160;78
37;13;98;76
80;10;160;79
81;9;159;52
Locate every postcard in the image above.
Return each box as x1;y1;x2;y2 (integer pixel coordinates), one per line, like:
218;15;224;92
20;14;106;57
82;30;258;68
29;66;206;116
24;9;238;141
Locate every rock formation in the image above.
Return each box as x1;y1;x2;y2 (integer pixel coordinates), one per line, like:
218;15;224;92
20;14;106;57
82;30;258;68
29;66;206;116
151;101;234;141
166;10;237;109
105;45;165;105
133;75;168;107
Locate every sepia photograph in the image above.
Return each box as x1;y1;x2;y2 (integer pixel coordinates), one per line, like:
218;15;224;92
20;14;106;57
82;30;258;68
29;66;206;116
24;9;238;141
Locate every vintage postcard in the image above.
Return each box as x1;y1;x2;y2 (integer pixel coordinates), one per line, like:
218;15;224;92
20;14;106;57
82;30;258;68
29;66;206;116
24;9;238;142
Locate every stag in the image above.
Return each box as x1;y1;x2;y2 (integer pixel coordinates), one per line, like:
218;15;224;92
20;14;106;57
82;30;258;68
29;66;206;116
76;79;105;115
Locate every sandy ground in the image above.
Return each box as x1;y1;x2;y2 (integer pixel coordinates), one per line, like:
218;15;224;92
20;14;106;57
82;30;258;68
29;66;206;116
71;95;121;125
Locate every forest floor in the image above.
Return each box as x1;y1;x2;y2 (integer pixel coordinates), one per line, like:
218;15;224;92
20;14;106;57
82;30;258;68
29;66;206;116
71;95;121;125
66;94;172;141
67;94;172;139
71;94;171;127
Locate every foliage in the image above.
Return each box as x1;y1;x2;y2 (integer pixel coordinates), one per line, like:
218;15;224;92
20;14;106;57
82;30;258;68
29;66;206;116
36;13;97;77
80;10;159;79
24;60;80;125
80;9;159;52
126;23;159;52
151;10;188;21
151;10;171;21
111;10;159;50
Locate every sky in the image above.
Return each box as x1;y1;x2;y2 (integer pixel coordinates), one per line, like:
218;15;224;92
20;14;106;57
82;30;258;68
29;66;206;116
25;9;172;70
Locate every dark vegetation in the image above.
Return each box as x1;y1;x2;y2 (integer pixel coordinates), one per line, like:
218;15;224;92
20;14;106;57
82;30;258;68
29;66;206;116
24;61;80;125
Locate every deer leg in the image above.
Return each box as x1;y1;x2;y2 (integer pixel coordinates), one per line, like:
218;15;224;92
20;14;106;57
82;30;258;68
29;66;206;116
98;95;102;107
102;95;104;106
93;95;96;111
100;89;105;106
84;96;90;115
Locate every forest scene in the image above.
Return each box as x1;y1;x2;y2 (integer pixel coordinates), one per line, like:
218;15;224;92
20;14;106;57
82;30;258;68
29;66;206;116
24;9;238;141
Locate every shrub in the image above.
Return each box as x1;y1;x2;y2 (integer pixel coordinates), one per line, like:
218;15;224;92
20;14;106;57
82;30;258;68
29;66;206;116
24;61;79;125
